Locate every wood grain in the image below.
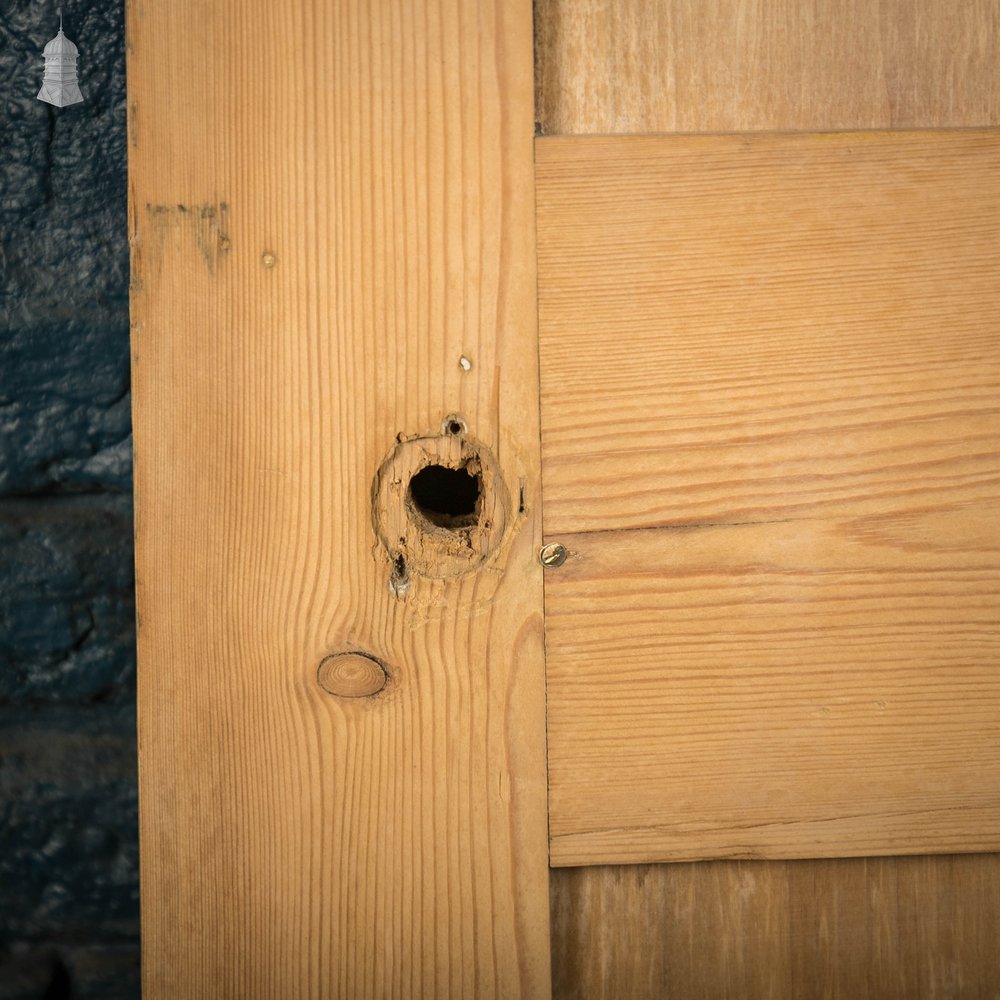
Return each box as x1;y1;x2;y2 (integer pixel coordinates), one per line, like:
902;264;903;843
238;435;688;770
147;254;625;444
534;8;1000;994
535;0;1000;134
545;508;1000;865
128;1;550;997
538;131;1000;866
536;131;1000;537
551;857;1000;999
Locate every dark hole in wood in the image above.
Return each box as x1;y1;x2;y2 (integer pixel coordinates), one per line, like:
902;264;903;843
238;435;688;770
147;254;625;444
409;464;481;529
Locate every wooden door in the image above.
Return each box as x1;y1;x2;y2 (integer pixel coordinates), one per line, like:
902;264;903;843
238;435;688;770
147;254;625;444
129;1;1000;996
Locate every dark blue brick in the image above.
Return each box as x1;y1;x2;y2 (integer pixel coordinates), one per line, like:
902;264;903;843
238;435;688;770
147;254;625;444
0;496;135;703
0;322;132;495
0;943;140;1000
0;947;66;1000
0;705;139;943
1;1;130;496
1;3;128;320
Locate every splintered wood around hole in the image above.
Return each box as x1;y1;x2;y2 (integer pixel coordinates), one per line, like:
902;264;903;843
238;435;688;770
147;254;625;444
372;431;511;583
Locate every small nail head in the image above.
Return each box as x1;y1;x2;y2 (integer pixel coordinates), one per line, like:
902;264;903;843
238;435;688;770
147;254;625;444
539;542;567;568
261;251;277;268
459;355;473;371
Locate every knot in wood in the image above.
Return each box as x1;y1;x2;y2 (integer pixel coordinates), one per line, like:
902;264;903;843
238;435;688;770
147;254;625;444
317;652;388;698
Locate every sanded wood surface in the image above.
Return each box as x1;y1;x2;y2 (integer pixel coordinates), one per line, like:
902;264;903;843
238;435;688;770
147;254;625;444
545;513;1000;865
128;1;550;997
537;131;1000;537
535;0;1000;135
537;130;1000;866
551;857;1000;999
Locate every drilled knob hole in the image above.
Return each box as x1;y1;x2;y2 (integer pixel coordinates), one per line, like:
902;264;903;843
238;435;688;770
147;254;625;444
408;464;481;529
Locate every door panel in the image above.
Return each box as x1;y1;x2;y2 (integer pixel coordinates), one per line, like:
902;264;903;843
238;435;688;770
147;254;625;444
537;130;1000;866
551;858;1000;999
545;514;1000;865
535;0;1000;134
537;131;1000;535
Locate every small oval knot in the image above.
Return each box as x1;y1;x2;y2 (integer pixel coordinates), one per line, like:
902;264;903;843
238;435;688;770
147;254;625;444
317;652;388;698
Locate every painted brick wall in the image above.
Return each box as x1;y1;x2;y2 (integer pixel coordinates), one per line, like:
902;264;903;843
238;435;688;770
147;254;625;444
1;2;139;997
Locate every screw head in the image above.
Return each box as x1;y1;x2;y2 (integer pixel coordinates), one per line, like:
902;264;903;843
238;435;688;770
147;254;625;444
539;542;568;568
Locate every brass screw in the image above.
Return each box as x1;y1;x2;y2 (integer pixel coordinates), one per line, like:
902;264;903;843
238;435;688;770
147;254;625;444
539;542;567;568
